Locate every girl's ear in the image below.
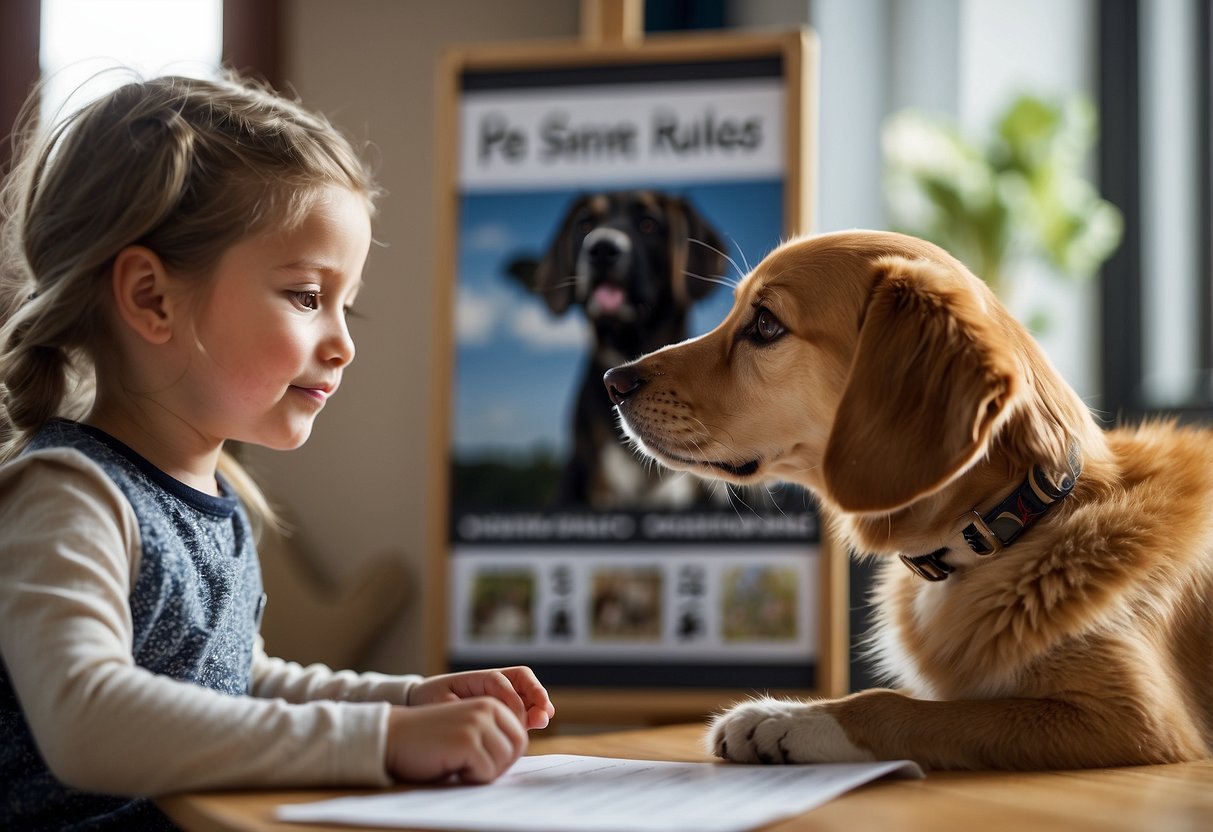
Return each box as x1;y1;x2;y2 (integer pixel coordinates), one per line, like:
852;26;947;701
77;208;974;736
110;245;176;345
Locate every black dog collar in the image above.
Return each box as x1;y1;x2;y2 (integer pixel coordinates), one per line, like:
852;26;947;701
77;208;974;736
899;444;1083;582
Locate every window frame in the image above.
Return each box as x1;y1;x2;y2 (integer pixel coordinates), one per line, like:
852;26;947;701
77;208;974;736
0;0;281;180
0;0;41;174
1099;0;1213;422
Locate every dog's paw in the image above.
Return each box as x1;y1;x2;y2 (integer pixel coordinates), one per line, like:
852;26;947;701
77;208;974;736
705;697;875;764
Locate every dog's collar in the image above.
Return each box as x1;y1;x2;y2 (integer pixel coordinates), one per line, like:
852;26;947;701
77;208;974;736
899;443;1083;582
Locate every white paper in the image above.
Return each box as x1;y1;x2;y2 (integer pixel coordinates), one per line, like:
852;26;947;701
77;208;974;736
276;754;924;832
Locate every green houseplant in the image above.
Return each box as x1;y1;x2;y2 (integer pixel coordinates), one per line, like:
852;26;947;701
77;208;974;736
883;93;1123;304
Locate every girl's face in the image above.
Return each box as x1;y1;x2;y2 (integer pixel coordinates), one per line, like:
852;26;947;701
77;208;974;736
176;185;372;451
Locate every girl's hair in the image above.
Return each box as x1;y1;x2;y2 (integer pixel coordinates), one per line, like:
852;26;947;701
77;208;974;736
0;71;380;531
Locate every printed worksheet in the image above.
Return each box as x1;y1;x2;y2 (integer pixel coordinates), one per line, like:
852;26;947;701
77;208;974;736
276;754;924;832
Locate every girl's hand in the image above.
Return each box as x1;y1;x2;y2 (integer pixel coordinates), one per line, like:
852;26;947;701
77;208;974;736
384;699;526;784
408;666;555;730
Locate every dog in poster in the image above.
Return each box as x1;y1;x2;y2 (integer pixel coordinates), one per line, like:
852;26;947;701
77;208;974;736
511;190;726;509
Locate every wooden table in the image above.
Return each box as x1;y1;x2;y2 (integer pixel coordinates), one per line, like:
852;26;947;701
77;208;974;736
158;723;1213;832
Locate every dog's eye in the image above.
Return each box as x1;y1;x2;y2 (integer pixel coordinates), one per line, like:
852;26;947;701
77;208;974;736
753;307;786;343
638;216;659;234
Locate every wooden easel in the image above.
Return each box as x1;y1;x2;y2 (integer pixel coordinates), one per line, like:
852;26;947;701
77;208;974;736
581;0;644;46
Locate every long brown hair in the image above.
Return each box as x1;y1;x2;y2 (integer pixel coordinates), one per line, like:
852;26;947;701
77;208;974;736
0;71;380;529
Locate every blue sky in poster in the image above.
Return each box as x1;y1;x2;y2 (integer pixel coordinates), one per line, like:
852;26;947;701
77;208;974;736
453;179;784;459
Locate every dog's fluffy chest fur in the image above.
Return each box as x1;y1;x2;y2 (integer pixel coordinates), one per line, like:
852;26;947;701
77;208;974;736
866;423;1213;708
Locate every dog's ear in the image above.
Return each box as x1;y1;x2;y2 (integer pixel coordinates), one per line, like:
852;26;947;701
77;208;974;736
505;256;539;291
822;256;1021;513
666;196;725;305
531;195;592;315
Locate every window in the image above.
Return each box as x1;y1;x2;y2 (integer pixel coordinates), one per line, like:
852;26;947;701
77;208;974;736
39;0;222;123
1100;0;1212;419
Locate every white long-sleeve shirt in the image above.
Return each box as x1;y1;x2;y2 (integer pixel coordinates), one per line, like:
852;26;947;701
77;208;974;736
0;434;420;824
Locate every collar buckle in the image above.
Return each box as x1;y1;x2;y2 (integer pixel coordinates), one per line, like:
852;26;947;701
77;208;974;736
900;442;1083;581
899;549;955;582
960;511;1004;557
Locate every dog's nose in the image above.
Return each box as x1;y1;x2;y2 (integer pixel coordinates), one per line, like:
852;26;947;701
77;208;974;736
587;237;622;269
603;365;645;406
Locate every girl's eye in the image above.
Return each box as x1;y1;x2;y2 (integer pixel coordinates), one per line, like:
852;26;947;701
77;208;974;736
293;291;320;310
753;307;785;343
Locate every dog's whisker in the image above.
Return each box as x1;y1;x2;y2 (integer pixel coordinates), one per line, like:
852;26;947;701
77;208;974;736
543;276;580;293
690;236;748;282
724;483;765;521
786;463;820;477
688;414;732;453
723;483;742;518
729;485;763;519
688;417;750;463
728;234;752;274
683;269;739;291
763;485;789;517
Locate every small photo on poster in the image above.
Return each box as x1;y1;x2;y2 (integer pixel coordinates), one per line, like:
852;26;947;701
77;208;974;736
467;568;535;642
589;566;663;642
721;565;800;642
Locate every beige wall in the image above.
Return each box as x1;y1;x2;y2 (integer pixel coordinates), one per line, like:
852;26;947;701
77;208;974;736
244;1;580;674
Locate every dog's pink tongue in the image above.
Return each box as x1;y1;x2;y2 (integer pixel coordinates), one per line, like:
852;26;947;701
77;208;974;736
593;284;625;313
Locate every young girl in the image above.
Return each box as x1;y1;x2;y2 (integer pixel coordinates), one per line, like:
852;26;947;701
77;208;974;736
0;73;554;830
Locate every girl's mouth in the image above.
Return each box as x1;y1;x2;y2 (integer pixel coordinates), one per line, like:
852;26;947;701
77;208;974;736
291;385;331;404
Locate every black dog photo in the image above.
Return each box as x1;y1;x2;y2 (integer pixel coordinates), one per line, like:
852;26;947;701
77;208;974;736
508;190;727;509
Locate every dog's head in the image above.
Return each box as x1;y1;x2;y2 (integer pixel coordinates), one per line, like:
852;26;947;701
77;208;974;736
605;231;1096;517
511;191;726;341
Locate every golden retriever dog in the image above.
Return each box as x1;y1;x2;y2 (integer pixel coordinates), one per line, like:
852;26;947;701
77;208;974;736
603;230;1213;770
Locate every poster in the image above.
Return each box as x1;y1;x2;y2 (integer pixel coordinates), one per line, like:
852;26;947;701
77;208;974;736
433;33;834;703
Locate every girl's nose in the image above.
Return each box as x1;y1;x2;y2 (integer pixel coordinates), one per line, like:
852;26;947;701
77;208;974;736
324;316;356;366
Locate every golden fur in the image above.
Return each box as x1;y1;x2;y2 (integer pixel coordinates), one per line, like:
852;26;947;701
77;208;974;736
605;230;1213;770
